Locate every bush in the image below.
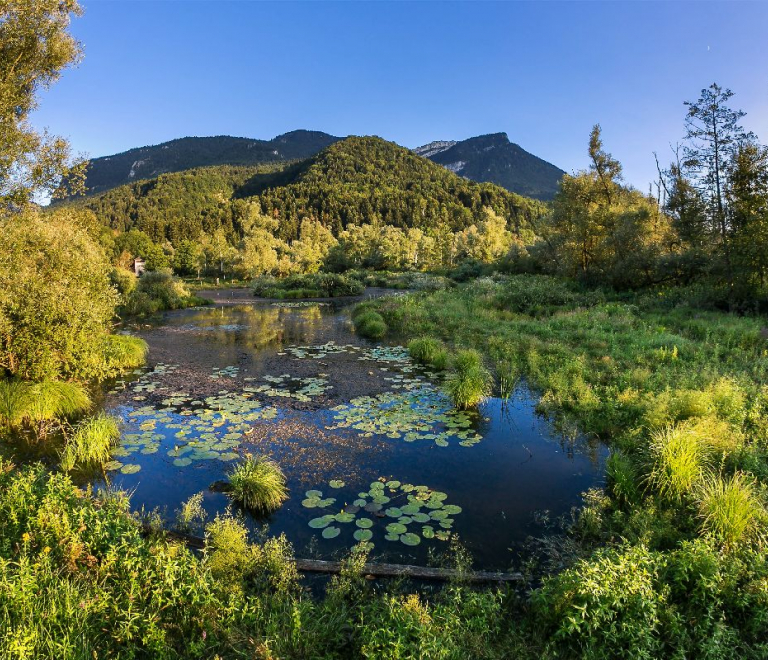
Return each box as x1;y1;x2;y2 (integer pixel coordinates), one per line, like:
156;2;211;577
253;273;363;298
228;454;288;513
408;337;449;370
122;269;206;316
109;267;137;297
354;310;388;339
445;349;492;409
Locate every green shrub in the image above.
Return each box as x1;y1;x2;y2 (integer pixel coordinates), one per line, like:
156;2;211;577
445;349;492;409
696;472;765;549
109;267;137;297
103;334;148;373
60;412;120;471
534;544;665;659
254;273;363;298
122;269;207;316
228;454;288;513
408;337;448;370
355;310;388;339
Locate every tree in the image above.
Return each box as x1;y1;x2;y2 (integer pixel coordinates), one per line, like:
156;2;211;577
0;208;121;380
727;142;768;288
683;84;754;287
173;240;204;276
0;0;86;208
589;124;622;204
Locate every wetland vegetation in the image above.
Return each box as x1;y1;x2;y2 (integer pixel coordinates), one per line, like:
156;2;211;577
3;1;768;657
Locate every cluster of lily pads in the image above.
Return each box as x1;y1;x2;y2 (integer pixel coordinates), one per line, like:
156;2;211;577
271;301;330;308
109;386;279;472
243;374;332;402
211;365;240;379
109;363;178;398
327;381;482;447
303;478;461;547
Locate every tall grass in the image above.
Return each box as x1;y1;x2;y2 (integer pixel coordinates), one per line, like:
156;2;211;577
103;335;148;372
228;454;289;513
445;349;492;409
60;413;121;472
407;337;449;370
696;471;765;549
0;380;91;439
648;422;711;502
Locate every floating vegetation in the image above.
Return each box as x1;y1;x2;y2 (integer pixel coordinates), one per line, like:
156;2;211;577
271;301;330;308
282;342;411;367
107;383;278;472
327;384;482;448
284;342;361;360
302;478;461;547
242;374;331;402
210;365;240;379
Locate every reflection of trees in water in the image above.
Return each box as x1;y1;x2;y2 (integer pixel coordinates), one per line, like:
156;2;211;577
186;304;325;348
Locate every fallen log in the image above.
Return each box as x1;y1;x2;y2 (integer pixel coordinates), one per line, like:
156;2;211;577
144;525;523;583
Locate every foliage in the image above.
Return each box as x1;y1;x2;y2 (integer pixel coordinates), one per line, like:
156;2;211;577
0;209;123;381
253;272;363;298
228;454;289;513
445;349;492;409
0;0;86;207
121;269;208;317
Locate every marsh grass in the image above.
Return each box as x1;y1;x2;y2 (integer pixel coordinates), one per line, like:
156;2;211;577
606;450;641;505
407;337;449;370
696;471;765;549
648;423;711;503
103;335;148;372
229;454;288;513
354;310;388;339
60;413;120;472
176;492;207;533
0;380;91;439
445;349;492;410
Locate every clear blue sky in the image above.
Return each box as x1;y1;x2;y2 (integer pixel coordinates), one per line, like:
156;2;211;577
33;0;768;192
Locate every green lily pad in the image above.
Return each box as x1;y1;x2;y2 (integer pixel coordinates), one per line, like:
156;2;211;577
309;517;333;529
120;463;141;474
400;533;421;546
386;522;407;535
104;460;123;471
334;512;355;523
384;533;401;542
322;526;341;539
329;480;345;489
173;457;192;467
355;518;373;529
306;490;323;498
353;529;373;542
422;525;435;539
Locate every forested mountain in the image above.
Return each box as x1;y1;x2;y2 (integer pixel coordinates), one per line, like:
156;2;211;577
77;130;341;195
415;133;564;200
75;136;546;244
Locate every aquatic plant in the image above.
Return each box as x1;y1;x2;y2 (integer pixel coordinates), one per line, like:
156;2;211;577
303;479;460;547
60;412;121;471
229;454;289;513
175;492;207;532
354;310;388;339
1;380;91;439
445;349;492;410
696;471;765;549
408;337;449;370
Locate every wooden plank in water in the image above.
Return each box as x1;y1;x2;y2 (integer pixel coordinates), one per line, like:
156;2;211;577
149;526;523;583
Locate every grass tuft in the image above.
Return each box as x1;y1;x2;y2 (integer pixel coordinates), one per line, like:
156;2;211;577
354;310;388;339
229;454;289;513
697;471;765;549
445;349;492;409
60;412;121;472
408;337;449;370
648;422;710;502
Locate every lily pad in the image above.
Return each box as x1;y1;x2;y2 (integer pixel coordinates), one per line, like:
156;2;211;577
120;463;141;475
322;526;341;539
353;529;373;542
355;518;373;529
309;517;333;529
329;479;345;489
400;533;421;546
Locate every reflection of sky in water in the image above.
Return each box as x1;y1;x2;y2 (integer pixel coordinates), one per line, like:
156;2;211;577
103;301;607;570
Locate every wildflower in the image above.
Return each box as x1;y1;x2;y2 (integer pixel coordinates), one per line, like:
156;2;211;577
21;532;31;543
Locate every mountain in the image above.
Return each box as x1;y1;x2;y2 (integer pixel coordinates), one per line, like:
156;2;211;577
78;130;341;196
74;136;546;244
414;133;564;200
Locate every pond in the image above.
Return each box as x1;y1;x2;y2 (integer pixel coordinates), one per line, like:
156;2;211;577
100;289;607;570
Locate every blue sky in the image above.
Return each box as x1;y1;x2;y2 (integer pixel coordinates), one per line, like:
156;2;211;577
33;0;768;192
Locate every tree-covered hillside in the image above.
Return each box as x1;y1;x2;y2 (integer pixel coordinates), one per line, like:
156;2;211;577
74;136;546;244
77;130;341;195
